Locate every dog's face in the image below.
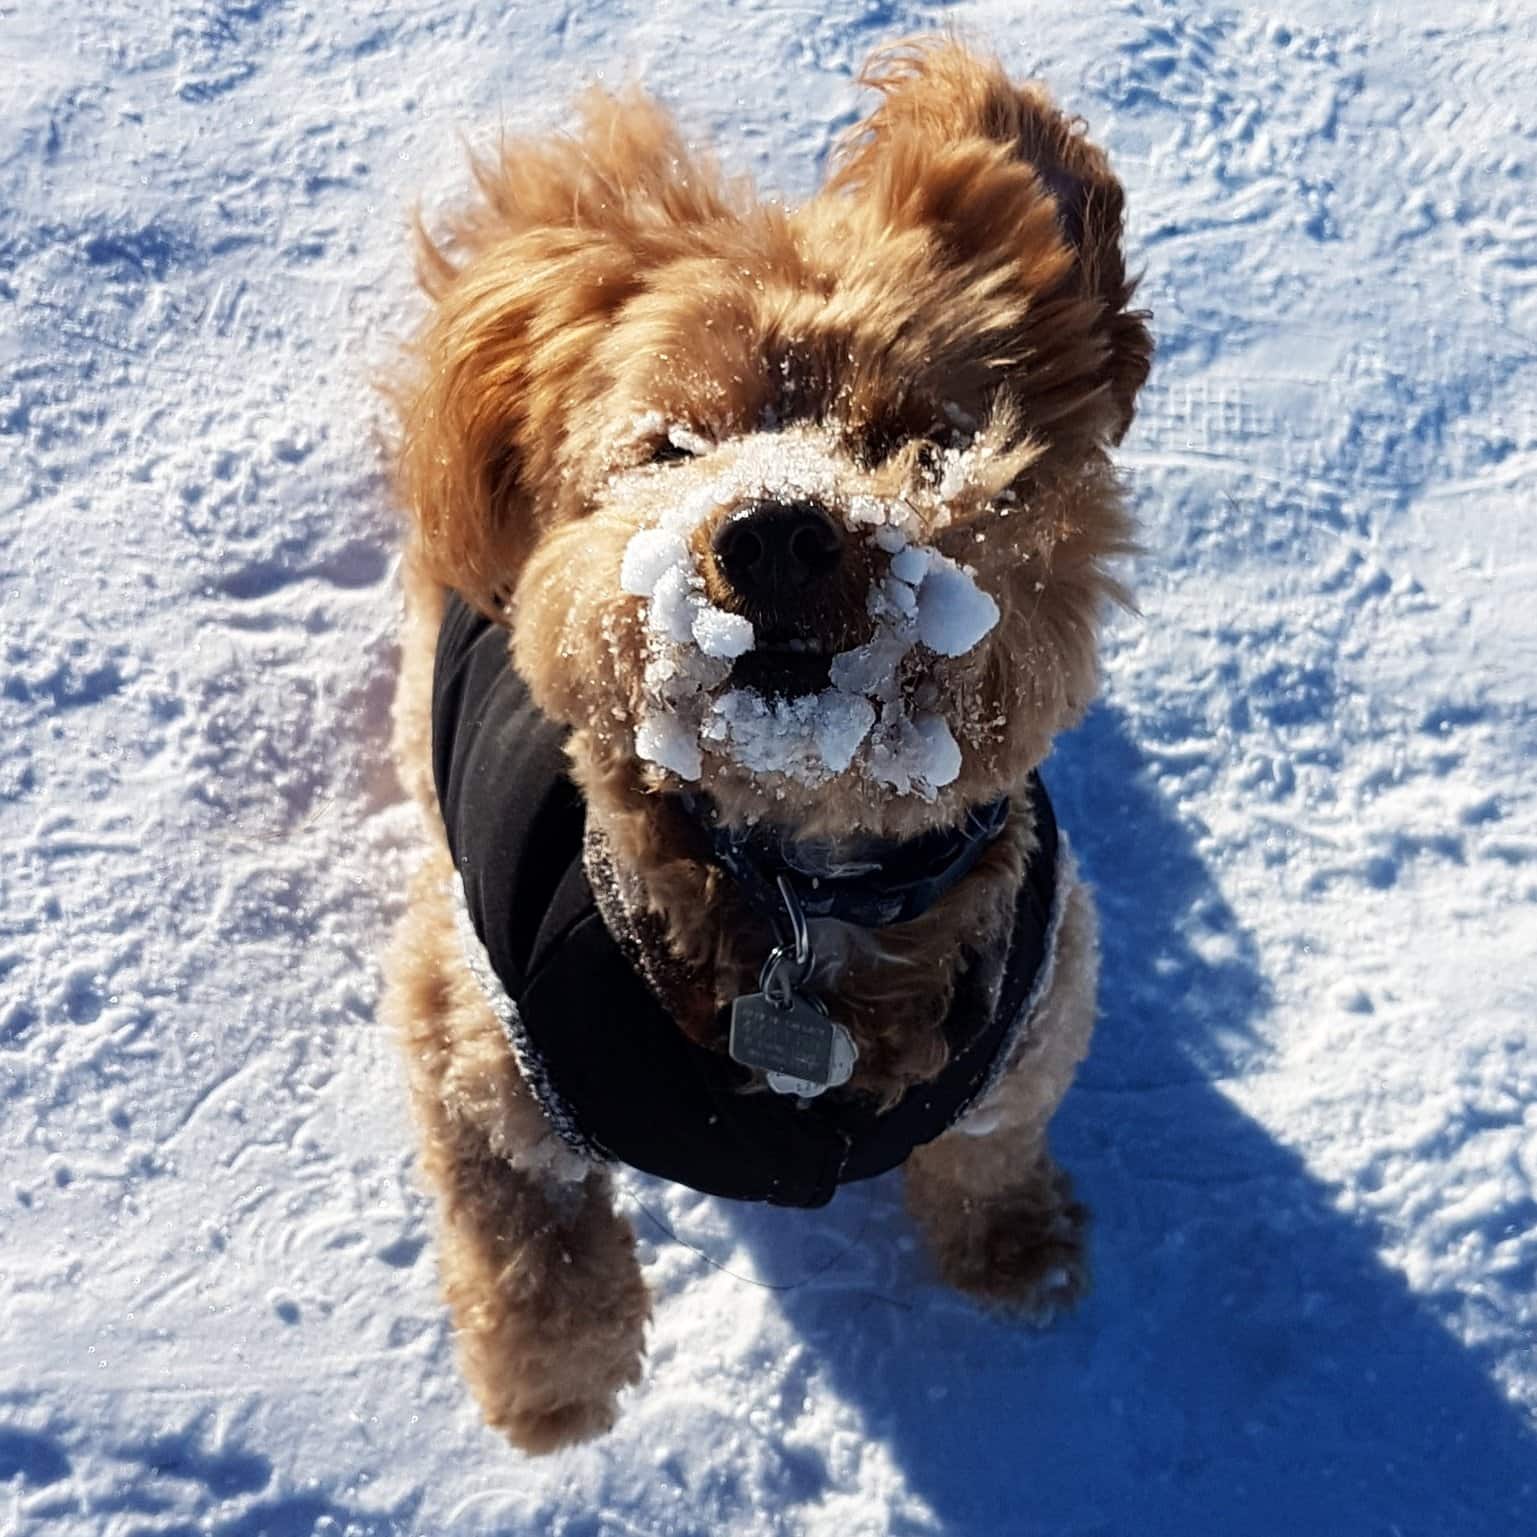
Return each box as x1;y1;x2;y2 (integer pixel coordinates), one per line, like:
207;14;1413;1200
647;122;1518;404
401;42;1151;838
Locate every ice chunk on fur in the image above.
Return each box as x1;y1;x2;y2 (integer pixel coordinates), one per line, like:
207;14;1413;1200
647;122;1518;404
937;442;987;503
868;574;920;626
812;692;877;773
906;712;963;787
644;647;728;701
916;556;1000;657
621;528;690;597
647;564;700;643
829;633;910;700
635;712;702;781
704;688;874;782
706;690;802;777
890;546;931;586
691;604;754;659
868;711;963;798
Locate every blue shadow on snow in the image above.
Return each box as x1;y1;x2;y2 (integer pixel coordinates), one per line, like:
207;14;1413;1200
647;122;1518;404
717;703;1537;1537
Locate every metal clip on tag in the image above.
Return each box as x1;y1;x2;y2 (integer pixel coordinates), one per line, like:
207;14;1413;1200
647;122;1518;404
728;875;857;1099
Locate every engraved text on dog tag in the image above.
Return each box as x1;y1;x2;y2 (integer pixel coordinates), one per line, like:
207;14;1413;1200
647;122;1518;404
729;992;857;1098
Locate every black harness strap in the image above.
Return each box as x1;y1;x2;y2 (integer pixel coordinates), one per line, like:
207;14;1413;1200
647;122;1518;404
432;592;1060;1208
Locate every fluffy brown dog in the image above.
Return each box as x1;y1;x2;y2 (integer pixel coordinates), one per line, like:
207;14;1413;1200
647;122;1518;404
384;37;1151;1453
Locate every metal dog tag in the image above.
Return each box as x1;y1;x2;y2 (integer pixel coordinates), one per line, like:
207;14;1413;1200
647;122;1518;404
729;992;858;1099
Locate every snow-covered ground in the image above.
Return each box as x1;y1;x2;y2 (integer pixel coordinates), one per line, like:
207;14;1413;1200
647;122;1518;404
4;1;1536;1532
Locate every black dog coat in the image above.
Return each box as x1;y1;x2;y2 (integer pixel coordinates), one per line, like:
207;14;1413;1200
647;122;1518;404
432;593;1065;1209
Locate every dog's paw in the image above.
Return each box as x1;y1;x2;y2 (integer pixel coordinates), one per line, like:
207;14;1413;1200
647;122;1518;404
923;1168;1090;1321
465;1270;650;1455
440;1170;652;1453
491;1355;639;1456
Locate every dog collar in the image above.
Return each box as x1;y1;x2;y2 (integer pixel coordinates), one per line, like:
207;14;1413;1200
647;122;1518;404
677;789;1012;929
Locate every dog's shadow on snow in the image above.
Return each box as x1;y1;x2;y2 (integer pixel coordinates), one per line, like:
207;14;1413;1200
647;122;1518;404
710;703;1537;1536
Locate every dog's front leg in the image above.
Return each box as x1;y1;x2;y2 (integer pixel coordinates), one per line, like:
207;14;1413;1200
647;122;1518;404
433;1150;649;1452
903;873;1100;1318
386;850;650;1452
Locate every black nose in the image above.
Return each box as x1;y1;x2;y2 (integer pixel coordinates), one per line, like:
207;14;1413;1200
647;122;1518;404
712;501;844;606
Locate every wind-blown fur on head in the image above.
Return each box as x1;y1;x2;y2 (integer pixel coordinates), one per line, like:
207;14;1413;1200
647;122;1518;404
398;88;756;618
828;39;1151;446
394;35;1150;1090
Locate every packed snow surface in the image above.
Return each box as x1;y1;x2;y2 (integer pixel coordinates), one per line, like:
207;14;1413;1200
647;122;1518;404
621;430;997;795
4;2;1537;1534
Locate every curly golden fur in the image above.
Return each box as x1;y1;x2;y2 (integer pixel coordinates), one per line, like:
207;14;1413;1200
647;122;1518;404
384;36;1150;1452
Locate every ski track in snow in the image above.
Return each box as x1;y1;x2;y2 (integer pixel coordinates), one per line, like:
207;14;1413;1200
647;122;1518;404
3;0;1536;1532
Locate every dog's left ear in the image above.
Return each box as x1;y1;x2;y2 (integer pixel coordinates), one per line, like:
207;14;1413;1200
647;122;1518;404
827;38;1153;446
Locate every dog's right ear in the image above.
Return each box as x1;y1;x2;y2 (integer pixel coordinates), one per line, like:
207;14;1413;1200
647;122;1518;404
396;92;740;618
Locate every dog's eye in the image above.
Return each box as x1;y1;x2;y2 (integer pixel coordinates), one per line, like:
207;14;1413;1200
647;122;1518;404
649;439;694;465
853;422;920;471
